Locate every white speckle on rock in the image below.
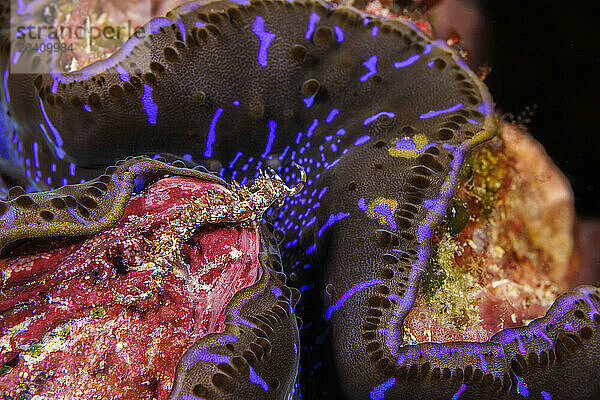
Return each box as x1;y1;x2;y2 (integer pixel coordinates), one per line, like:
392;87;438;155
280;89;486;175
229;247;242;259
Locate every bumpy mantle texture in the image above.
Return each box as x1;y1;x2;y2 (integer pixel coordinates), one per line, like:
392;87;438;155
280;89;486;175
0;0;599;399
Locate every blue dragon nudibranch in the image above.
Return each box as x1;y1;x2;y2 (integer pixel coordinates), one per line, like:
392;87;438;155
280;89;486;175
0;0;598;399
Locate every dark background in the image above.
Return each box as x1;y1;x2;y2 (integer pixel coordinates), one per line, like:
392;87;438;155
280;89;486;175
480;0;600;217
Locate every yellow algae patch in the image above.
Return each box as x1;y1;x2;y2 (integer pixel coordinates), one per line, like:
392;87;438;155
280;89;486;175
388;134;430;158
365;197;398;228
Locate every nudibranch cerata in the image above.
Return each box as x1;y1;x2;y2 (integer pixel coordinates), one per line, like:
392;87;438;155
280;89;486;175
0;0;598;399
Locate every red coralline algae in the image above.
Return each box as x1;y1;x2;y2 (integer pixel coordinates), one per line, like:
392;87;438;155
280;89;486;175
0;177;259;399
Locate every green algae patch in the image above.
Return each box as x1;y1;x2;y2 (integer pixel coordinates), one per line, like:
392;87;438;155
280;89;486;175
90;306;107;318
58;325;70;339
24;343;43;358
420;233;482;329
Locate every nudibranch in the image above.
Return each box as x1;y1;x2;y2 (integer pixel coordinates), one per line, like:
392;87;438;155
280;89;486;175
0;0;598;399
0;157;302;399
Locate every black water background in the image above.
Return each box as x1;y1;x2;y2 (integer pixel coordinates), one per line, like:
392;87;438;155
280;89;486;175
481;0;600;217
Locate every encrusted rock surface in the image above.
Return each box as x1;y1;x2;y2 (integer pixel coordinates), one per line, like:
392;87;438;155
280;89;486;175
404;122;579;344
0;176;259;399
